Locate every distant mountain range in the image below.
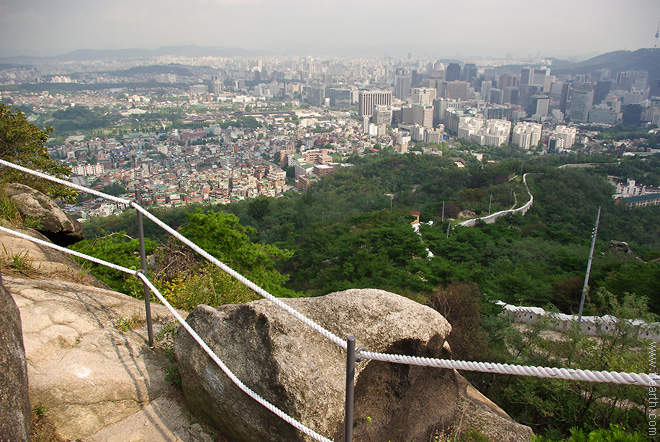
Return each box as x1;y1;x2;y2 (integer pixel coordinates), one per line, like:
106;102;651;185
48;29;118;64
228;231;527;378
57;45;272;60
0;45;271;63
488;48;660;80
550;48;660;80
1;46;659;81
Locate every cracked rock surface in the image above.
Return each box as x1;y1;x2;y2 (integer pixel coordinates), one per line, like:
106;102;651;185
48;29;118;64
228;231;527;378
2;229;214;441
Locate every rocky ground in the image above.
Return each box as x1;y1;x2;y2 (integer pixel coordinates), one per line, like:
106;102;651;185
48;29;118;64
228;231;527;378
1;228;217;441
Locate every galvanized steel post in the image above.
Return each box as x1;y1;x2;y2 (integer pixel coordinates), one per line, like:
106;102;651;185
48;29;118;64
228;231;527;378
136;189;154;347
344;336;356;442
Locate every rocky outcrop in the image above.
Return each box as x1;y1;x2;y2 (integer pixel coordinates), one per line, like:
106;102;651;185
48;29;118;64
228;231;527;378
609;240;631;254
7;274;206;441
0;228;215;441
2;183;84;246
175;289;534;442
0;272;31;442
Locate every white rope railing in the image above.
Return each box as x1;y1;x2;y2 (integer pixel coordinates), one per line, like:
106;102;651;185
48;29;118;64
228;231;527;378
0;158;346;350
0;160;654;442
356;350;652;386
0;224;332;442
2;227;652;387
0;159;132;206
129;202;347;350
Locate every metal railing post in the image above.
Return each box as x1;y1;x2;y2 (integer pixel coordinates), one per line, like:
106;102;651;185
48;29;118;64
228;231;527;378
136;189;154;347
344;336;356;442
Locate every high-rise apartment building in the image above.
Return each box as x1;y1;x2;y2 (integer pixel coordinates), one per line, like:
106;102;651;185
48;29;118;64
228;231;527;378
358;90;392;117
550;126;577;149
512;122;542;149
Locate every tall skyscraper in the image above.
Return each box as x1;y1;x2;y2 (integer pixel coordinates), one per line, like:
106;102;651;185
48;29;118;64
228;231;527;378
498;74;517;89
445;63;461;82
622;104;642;125
519;84;540;115
520;68;533;85
594;81;611;105
358;90;392;117
480;80;493;102
532;69;547;86
412;105;434;128
570;84;594;123
462;63;477;83
305;84;326;106
550;82;569;114
394;68;411;100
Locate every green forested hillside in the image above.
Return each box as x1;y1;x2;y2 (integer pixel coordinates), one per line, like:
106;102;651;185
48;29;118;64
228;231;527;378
81;153;660;314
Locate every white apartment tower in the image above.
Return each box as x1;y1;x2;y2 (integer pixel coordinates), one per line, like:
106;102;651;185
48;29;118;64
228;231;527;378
512;122;542;149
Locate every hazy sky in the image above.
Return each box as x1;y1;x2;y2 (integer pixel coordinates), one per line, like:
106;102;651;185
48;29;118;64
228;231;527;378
1;0;658;59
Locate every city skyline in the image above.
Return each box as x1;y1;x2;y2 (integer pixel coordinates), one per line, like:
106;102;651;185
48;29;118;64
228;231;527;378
1;0;659;59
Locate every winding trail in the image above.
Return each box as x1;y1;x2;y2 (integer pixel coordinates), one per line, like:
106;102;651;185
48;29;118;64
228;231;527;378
458;173;535;227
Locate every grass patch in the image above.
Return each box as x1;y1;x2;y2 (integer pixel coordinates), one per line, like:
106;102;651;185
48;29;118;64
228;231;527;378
30;403;67;442
113;309;146;332
48;268;96;286
155;321;181;388
0;245;37;276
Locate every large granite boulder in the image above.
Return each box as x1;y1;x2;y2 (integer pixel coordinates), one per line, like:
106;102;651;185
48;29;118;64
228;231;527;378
175;289;533;442
2;183;83;246
0;272;30;441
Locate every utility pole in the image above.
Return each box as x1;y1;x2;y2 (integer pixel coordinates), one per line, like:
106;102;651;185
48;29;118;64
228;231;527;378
488;194;492;215
578;206;601;323
442;200;445;222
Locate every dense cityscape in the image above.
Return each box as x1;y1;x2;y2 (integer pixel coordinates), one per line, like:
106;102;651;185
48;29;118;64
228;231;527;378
1;48;659;220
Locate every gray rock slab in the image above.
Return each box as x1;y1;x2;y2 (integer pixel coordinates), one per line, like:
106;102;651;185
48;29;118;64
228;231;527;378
2;183;84;246
5;274;209;441
0;272;30;442
175;289;534;442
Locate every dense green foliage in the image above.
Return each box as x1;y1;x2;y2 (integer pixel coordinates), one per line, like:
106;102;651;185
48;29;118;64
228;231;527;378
48;106;120;134
69;232;158;294
601;154;660;187
178;210;295;297
0;104;75;201
477;291;652;440
71;209;296;307
217;116;262;129
81;153;660;314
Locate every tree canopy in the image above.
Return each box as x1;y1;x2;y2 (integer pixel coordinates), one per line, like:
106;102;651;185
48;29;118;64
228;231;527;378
0;104;75;201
